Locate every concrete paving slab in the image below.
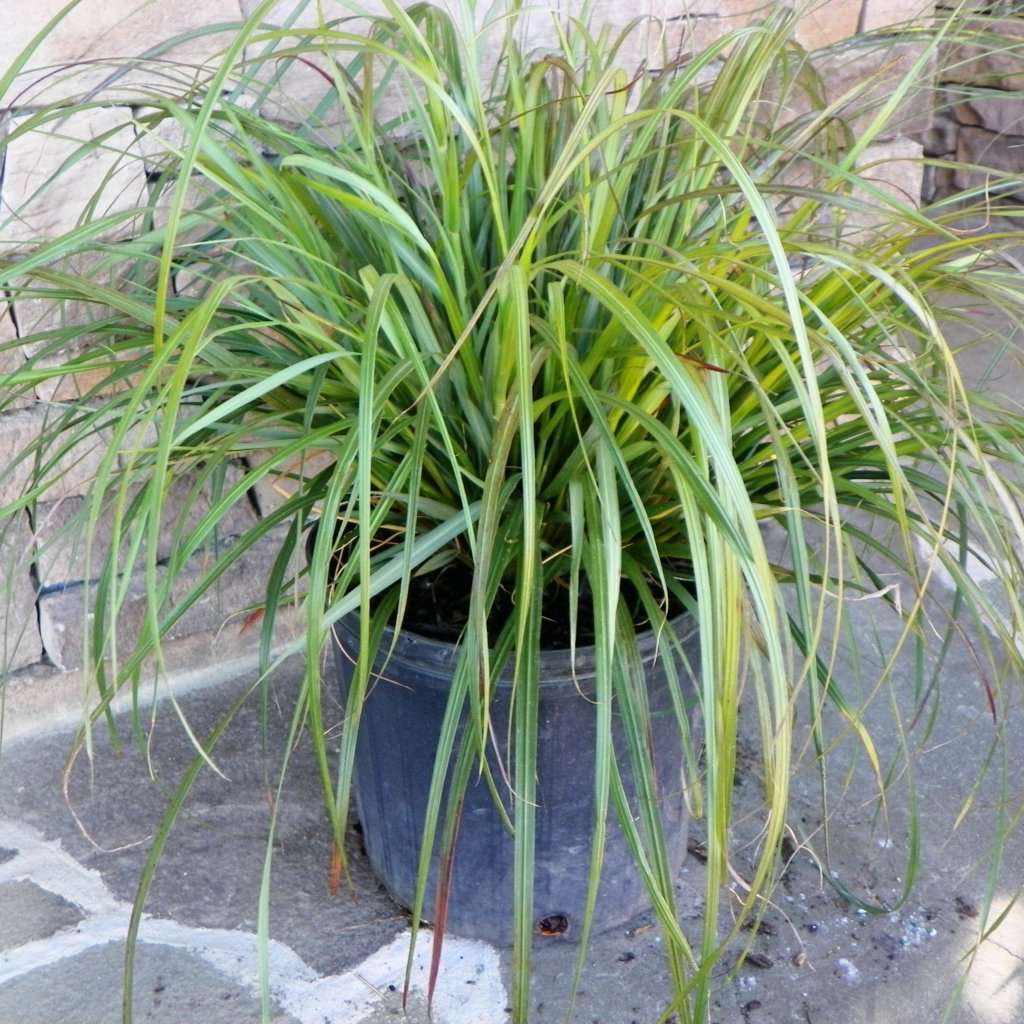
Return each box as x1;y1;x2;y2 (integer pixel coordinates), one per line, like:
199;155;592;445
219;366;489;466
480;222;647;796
0;942;299;1024
0;880;83;951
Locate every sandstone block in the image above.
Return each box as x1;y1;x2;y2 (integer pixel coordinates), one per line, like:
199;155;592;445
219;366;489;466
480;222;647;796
7;253;132;403
0;108;147;253
38;525;301;671
33;462;260;588
248;448;335;516
779;39;936;141
131;107;190;172
942;18;1024;92
135;113;251;241
652;2;769;66
1;0;243;106
952;93;1024;139
0;305;33;411
238;0;383;136
0;511;43;674
794;0;863;51
239;1;734;134
954;126;1024;202
0;409;109;507
35;367;127;405
861;0;924;33
847;136;925;231
0;609;304;742
776;135;925;230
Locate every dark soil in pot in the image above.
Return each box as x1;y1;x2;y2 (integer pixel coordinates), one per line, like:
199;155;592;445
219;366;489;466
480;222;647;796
390;559;614;647
329;567;701;947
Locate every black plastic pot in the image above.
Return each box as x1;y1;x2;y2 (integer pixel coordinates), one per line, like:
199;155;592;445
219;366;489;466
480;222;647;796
330;614;700;946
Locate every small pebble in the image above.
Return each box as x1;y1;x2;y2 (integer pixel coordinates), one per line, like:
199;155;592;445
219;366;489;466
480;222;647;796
836;958;860;983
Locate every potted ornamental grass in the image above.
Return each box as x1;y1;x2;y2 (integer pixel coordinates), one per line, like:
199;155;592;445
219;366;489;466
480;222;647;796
3;1;1024;1020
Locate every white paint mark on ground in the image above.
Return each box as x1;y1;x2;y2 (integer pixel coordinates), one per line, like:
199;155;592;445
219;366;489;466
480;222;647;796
282;929;507;1024
0;819;121;914
0;818;508;1023
914;535;999;591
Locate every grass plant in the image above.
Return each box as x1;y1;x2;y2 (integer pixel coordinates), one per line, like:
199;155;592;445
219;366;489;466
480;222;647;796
3;2;1024;1020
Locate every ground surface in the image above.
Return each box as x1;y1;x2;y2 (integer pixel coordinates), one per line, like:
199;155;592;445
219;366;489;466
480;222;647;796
1;587;1022;1024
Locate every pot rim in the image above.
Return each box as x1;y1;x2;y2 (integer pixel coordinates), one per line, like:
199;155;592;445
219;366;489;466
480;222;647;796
331;610;697;689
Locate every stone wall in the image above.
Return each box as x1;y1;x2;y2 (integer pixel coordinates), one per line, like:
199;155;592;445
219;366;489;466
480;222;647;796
924;5;1024;203
0;0;925;738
